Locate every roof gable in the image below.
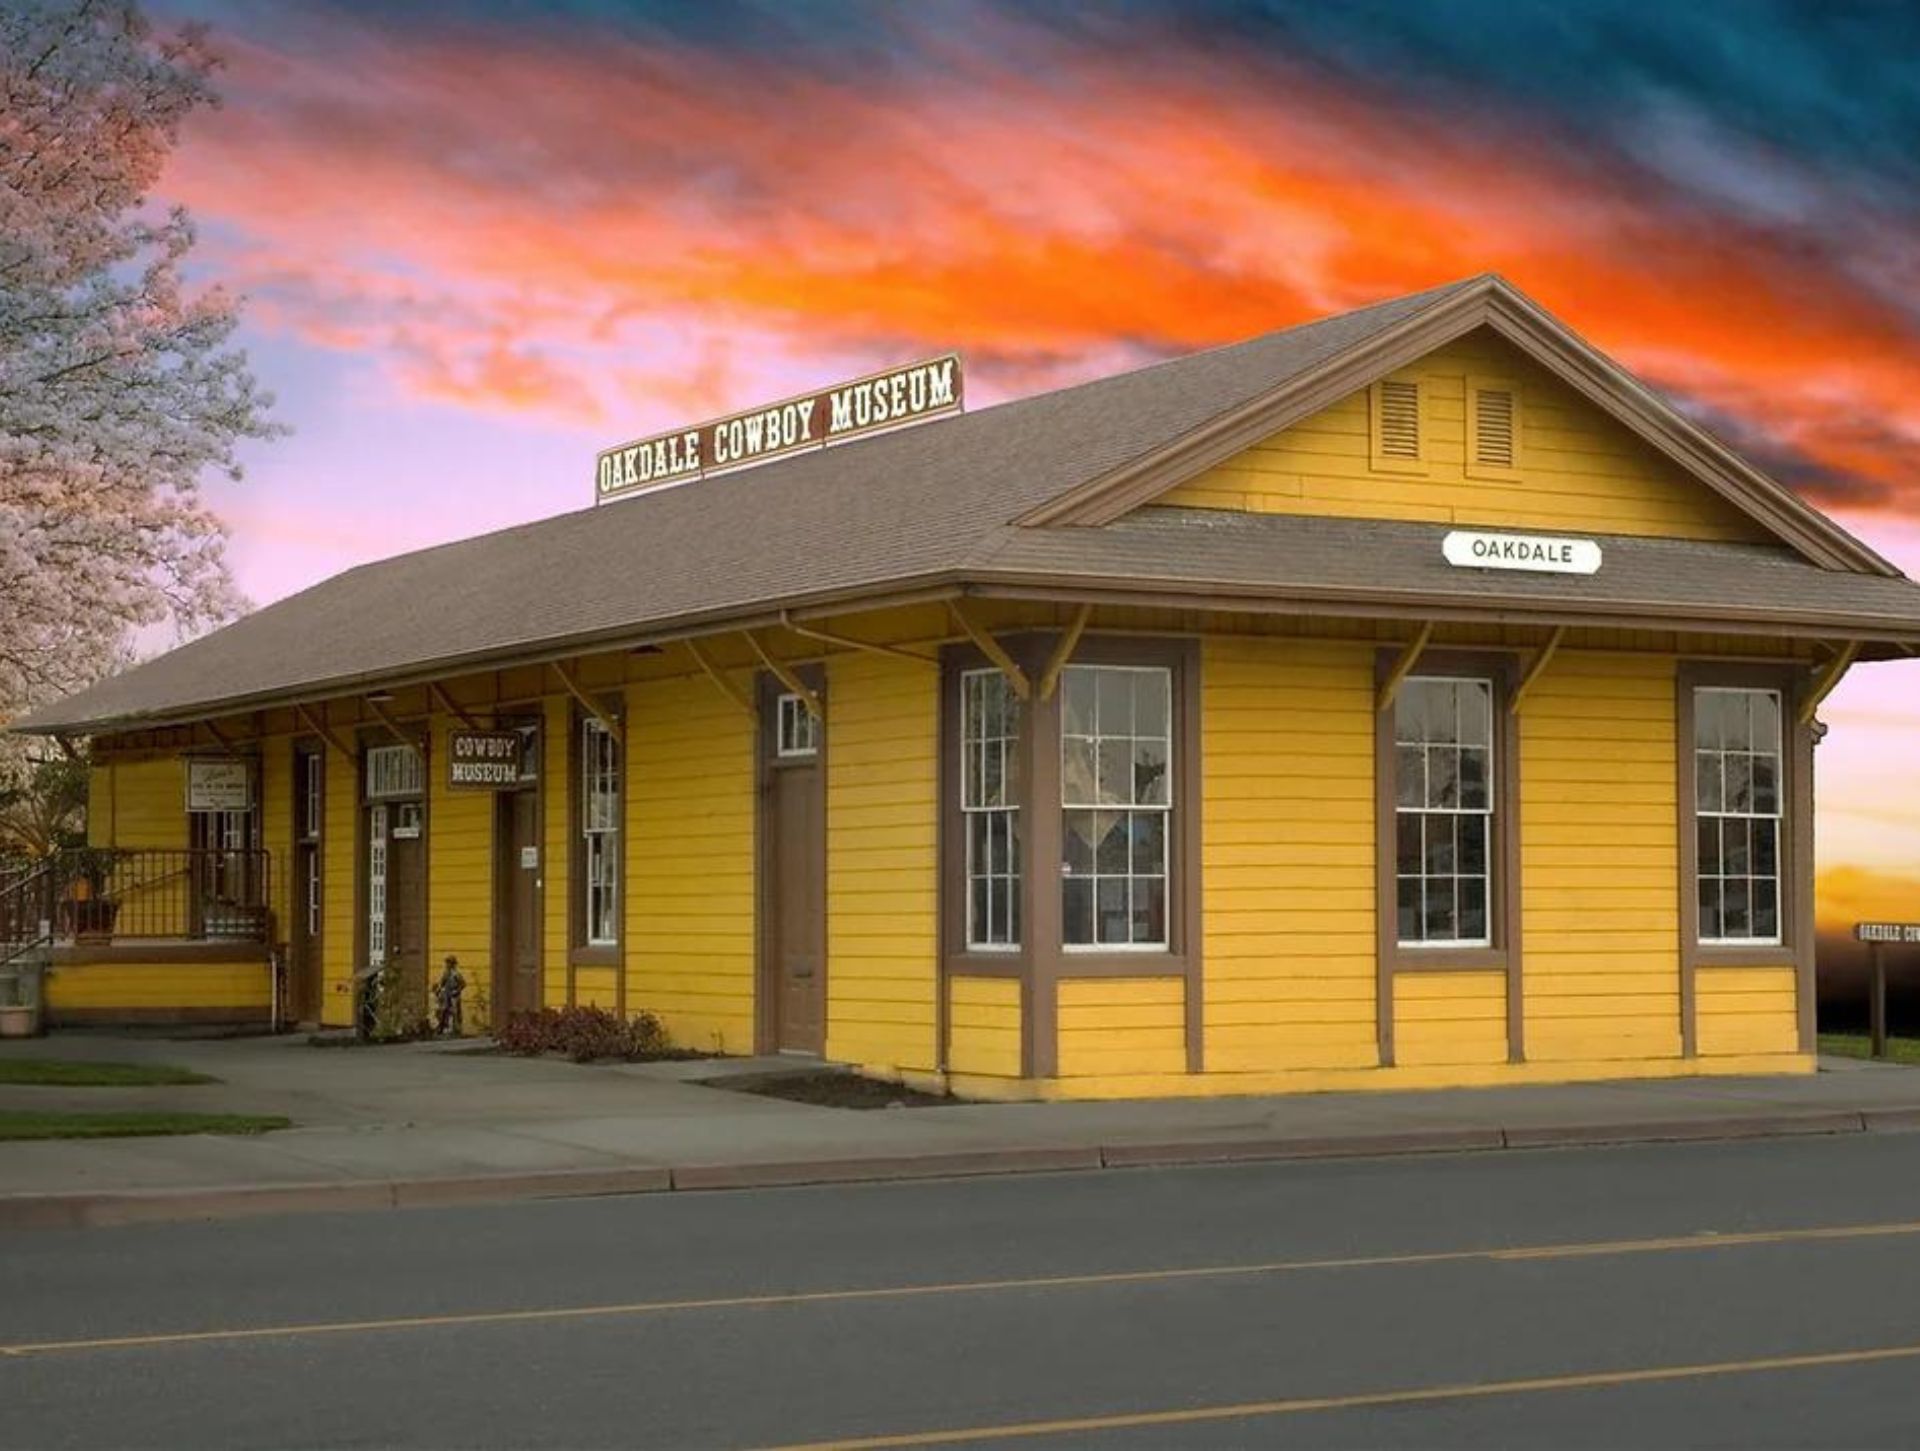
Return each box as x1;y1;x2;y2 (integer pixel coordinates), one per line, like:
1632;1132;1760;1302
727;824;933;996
1017;275;1896;577
1155;326;1774;545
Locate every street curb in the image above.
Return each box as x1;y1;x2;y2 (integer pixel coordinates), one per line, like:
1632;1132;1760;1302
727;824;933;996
0;1108;1906;1229
1097;1127;1507;1167
670;1146;1105;1191
1499;1111;1867;1149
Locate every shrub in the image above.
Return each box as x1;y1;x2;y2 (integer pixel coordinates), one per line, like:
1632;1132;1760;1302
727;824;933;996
362;961;430;1044
498;1006;672;1063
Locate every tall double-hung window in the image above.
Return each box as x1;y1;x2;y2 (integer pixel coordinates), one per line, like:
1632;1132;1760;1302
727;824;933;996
1394;677;1494;946
580;717;621;947
1693;687;1783;944
1061;665;1172;949
961;670;1022;949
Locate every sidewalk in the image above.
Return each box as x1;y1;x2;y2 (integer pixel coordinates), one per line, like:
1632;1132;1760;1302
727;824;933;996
3;1031;1918;1228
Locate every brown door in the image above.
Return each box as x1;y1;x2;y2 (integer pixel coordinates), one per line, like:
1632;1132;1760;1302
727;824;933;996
496;789;543;1018
762;683;825;1054
291;746;324;1024
387;821;427;1018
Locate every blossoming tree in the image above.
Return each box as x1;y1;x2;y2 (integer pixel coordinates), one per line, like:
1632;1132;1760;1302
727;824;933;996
0;0;278;786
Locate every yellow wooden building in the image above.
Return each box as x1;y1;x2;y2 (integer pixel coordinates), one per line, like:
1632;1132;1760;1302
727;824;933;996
16;275;1920;1098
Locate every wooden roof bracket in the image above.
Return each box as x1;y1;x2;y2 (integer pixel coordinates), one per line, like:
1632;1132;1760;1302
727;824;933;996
1798;640;1861;726
296;703;353;759
744;631;821;718
949;600;1032;699
1036;604;1093;701
779;611;937;666
364;696;424;752
681;640;754;720
1376;622;1435;712
550;660;625;741
428;681;480;731
201;718;247;754
1509;626;1567;716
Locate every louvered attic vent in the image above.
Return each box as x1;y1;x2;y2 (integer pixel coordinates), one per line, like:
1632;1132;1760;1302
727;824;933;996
1378;379;1420;459
1474;387;1516;467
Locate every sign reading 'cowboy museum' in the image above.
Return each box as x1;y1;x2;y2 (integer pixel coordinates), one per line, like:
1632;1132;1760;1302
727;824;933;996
595;354;963;502
1442;530;1603;576
446;730;524;790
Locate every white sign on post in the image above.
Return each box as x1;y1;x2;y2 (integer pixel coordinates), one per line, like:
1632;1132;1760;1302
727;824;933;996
1442;530;1602;576
186;758;252;812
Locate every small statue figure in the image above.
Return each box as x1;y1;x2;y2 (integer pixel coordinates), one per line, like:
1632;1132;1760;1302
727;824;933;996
432;955;466;1037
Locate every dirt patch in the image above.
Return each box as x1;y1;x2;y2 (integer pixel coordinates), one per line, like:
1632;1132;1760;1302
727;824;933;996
712;1070;962;1109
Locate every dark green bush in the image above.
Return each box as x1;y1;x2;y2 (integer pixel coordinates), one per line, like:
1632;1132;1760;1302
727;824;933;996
498;1006;671;1062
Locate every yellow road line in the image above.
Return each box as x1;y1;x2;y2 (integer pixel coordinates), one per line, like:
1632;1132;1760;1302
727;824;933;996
4;1218;1917;1359
753;1340;1920;1450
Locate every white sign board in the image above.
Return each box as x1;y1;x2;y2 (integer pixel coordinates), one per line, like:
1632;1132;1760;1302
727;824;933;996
186;758;253;812
1856;922;1920;944
1443;531;1602;576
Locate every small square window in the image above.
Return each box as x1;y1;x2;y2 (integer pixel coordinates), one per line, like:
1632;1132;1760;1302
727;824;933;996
776;694;819;758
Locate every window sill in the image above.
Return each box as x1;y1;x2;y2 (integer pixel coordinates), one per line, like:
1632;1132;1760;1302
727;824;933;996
1693;944;1797;969
1392;946;1508;972
945;952;1027;978
1051;951;1187;978
569;946;621;969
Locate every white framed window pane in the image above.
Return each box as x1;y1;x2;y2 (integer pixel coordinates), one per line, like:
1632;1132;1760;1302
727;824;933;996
367;803;388;962
1694;688;1784;946
367;743;423;801
777;694;819;758
581;717;620;946
1059;665;1172;950
961;669;1022;949
1394;677;1495;947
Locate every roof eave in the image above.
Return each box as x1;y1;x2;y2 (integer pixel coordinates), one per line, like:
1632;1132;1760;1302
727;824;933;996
12;577;973;738
960;570;1920;652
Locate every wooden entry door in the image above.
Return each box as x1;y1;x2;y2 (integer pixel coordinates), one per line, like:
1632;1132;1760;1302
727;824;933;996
387;816;427;1017
762;683;825;1054
290;746;324;1024
495;789;543;1018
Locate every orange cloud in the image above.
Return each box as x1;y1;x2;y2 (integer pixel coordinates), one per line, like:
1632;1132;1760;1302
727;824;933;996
162;13;1920;515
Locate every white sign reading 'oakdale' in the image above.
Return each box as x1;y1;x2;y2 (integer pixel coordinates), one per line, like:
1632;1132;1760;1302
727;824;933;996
596;355;962;503
1442;530;1603;576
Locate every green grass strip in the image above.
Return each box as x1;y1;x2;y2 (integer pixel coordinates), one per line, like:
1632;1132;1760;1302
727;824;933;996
0;1059;219;1087
0;1111;288;1141
1818;1032;1920;1067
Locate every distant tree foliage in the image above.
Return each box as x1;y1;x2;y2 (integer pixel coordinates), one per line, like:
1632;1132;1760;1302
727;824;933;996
0;0;278;776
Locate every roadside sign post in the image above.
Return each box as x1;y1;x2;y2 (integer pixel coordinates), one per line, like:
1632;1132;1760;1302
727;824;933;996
1872;941;1888;1059
1852;923;1920;1059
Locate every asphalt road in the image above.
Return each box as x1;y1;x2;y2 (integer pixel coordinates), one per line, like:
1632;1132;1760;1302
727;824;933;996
6;1133;1920;1448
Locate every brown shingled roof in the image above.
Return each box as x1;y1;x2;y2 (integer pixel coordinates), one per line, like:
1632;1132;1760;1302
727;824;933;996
18;276;1920;733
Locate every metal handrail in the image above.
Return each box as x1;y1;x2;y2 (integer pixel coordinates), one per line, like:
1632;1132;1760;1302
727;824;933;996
2;848;273;947
0;863;56;969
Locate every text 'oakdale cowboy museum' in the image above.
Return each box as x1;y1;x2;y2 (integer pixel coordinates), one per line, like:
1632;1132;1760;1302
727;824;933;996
19;276;1920;1099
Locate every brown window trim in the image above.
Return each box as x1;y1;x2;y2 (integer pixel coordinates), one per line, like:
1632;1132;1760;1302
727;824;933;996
938;630;1202;1080
1373;648;1523;1067
1676;661;1813;1056
566;697;626;991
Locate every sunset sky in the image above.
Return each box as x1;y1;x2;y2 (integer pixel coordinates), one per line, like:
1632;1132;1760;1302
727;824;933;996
151;0;1920;902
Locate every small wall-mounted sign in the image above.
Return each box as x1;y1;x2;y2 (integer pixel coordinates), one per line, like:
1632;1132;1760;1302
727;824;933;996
1442;530;1602;576
446;730;524;790
519;845;539;870
186;758;253;812
595;354;963;503
1856;922;1920;944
